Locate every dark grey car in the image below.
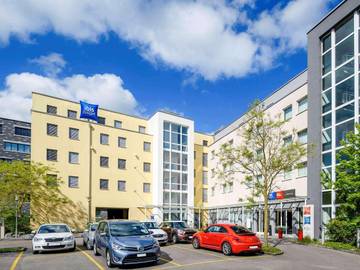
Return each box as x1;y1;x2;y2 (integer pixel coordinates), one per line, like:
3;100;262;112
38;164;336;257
93;220;161;267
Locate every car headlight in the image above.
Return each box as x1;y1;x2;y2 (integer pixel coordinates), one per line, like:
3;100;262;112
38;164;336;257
33;236;43;242
178;229;185;235
111;242;126;251
63;236;74;241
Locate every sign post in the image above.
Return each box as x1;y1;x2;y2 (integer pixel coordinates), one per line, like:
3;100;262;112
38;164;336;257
303;204;314;239
80;101;99;223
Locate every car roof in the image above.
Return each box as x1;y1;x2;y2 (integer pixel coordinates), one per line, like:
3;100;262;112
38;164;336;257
209;224;237;227
39;223;69;226
101;219;140;224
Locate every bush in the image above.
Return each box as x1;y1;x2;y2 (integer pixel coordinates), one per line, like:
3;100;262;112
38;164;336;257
262;245;283;255
323;241;360;253
325;219;357;245
299;236;313;244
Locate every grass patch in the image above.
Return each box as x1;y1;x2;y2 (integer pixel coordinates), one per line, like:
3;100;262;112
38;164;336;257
0;247;26;253
323;241;360;254
262;245;283;255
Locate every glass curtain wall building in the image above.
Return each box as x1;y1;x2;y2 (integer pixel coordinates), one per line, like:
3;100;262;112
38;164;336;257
320;11;359;225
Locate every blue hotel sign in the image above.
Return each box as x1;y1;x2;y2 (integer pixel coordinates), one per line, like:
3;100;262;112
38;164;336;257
80;101;99;122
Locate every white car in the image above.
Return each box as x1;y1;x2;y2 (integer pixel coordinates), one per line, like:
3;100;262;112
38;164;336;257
142;221;168;245
82;223;98;250
32;224;76;254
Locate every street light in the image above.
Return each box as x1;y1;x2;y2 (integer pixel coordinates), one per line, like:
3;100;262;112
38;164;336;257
15;194;18;239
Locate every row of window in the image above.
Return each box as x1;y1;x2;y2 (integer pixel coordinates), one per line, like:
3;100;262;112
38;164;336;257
46;104;146;133
3;141;31;153
283;96;308;121
47;123;151;151
0;124;31;137
46;149;151;171
64;175;151;192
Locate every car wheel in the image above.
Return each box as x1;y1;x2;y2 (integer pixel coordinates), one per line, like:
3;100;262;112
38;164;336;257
86;240;92;250
70;241;76;252
222;242;232;256
192;237;200;249
172;234;178;244
106;250;115;268
32;250;38;254
93;242;100;256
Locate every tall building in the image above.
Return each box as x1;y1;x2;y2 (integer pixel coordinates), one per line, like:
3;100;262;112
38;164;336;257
31;92;211;228
308;0;360;239
207;71;308;236
0;117;31;162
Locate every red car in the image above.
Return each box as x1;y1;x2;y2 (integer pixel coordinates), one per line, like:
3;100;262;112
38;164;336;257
192;224;262;255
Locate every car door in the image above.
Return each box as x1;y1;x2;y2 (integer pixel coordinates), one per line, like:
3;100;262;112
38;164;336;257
99;223;109;253
202;226;216;247
96;222;106;254
212;226;228;248
161;222;172;239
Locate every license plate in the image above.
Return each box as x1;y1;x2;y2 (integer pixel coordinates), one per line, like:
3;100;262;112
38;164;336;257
249;246;258;249
48;242;61;246
137;253;146;257
188;236;193;239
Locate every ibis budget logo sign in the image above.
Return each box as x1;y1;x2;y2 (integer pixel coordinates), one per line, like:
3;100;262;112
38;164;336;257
80;101;99;121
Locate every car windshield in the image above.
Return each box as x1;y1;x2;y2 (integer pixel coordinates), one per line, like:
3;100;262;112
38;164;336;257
173;222;188;229
110;223;150;237
38;225;70;234
144;222;159;229
90;224;98;231
230;226;253;235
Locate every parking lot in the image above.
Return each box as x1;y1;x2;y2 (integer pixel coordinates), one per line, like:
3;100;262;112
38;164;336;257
1;238;360;270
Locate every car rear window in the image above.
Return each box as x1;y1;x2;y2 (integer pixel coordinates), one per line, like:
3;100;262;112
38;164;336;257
230;226;254;235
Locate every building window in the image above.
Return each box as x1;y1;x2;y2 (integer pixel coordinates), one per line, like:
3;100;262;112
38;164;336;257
202;153;208;167
69;128;79;140
139;126;146;133
284;169;292;180
143;183;151;193
118;137;126;148
143;142;151;152
47;105;57;114
68;176;79;188
14;127;31;137
46;149;57;161
67;110;77;119
298;162;307;178
283;135;292;146
46;174;58;186
4;142;30;153
283;106;292;120
114;120;122;128
100;133;109;145
100;156;109;167
203;140;208;146
297;97;308;113
47;123;58;136
97;116;106;125
118;180;126;191
202;171;208;185
202;188;208;202
228;181;233;192
100;179;109;190
0;124;3;134
118;159;126;169
68;152;79;164
143;162;151;172
298;129;308;144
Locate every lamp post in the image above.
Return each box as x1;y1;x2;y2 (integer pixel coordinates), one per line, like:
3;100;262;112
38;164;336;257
15;194;18;239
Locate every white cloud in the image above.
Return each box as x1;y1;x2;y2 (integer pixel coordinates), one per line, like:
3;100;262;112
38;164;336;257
29;53;66;77
0;0;331;80
0;72;141;122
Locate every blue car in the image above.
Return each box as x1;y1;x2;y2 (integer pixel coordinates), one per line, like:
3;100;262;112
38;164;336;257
93;220;161;267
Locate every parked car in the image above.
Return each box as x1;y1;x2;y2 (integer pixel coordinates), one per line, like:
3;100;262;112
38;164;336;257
160;221;197;243
192;224;262;255
32;224;76;254
93;220;161;267
82;223;98;250
142;221;168;245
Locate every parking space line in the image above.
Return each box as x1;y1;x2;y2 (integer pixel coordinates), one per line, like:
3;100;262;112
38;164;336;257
77;248;105;270
170;245;226;259
159;257;183;266
9;251;23;270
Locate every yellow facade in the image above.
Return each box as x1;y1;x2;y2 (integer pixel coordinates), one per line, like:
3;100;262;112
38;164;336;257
31;92;212;229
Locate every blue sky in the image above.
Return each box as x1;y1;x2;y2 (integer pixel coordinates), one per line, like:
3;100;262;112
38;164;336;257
0;0;341;133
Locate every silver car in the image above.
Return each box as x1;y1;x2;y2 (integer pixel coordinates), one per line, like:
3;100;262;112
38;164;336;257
82;223;98;250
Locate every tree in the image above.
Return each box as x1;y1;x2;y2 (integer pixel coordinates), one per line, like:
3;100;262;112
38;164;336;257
0;161;87;233
215;101;306;245
325;125;360;245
